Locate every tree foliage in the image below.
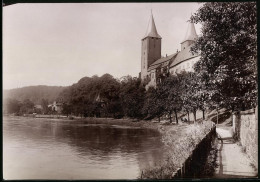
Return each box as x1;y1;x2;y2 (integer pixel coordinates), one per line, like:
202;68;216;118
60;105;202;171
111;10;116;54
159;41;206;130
119;76;145;118
3;98;35;115
191;2;257;111
160;75;183;123
58;74;122;117
143;86;165;121
3;98;21;114
4;85;65;104
41;99;50;114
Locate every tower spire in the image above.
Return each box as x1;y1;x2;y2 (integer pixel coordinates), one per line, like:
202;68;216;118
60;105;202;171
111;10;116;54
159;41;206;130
181;21;198;43
143;11;161;39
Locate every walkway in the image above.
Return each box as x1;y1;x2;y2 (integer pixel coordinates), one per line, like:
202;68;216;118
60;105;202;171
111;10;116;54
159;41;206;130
214;126;257;178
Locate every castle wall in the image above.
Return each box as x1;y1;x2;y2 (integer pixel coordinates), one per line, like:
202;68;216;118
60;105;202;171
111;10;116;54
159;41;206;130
233;108;258;169
169;56;200;75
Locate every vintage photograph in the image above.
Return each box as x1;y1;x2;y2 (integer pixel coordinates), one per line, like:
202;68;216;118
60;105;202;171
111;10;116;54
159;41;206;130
3;2;258;180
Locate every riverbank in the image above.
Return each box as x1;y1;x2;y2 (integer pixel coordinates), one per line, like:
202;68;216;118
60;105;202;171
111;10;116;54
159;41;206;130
6;115;184;133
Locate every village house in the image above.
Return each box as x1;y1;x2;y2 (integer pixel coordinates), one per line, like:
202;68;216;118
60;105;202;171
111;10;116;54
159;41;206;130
48;101;62;114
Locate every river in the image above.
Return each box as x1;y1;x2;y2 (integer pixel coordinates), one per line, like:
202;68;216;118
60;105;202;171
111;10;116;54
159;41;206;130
3;117;166;179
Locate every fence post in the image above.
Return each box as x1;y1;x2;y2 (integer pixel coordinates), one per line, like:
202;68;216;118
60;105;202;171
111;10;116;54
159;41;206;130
232;111;241;140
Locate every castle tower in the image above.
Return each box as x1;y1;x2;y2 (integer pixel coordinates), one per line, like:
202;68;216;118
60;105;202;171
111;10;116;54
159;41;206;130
141;12;162;81
180;21;198;50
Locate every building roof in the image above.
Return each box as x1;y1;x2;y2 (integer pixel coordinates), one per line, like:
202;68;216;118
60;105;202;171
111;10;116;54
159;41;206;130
151;53;177;66
181;22;198;43
148;64;161;72
170;44;199;68
148;53;177;71
34;105;43;109
143;12;161;39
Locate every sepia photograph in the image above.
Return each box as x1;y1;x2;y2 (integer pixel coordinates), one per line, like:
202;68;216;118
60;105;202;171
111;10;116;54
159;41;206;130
2;2;258;180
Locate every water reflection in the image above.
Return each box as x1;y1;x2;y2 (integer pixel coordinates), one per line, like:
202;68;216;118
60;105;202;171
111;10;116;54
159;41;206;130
3;117;166;179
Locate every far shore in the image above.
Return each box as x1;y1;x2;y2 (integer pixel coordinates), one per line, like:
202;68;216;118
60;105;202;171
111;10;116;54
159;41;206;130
3;114;192;133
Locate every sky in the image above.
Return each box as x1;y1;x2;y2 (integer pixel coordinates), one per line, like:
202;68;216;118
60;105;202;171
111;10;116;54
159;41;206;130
3;3;202;90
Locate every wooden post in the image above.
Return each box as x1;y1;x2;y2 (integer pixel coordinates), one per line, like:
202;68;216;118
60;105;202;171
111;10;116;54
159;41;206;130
217;108;219;124
183;162;185;177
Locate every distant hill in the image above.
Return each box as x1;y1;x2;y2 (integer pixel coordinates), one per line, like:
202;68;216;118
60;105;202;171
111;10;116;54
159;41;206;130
3;85;66;104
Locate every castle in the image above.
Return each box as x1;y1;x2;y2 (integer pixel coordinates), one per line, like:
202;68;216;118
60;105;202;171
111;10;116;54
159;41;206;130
141;12;200;88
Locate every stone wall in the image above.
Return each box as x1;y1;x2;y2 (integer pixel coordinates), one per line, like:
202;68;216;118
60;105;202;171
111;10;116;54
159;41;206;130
172;125;216;178
233;107;258;169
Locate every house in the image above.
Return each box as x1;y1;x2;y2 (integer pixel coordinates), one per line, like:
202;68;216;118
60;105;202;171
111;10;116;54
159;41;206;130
48;101;63;114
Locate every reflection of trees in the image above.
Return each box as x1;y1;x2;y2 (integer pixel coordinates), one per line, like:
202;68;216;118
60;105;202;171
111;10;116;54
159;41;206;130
4;118;166;171
58;124;163;158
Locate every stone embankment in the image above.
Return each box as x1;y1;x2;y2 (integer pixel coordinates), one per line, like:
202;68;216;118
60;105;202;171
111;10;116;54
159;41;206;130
141;121;216;179
172;124;217;178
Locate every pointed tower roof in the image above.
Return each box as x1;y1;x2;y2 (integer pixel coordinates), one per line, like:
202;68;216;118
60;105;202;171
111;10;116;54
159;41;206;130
181;21;198;43
143;12;162;39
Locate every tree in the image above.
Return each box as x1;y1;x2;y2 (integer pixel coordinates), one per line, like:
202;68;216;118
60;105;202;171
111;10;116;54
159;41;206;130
160;75;183;124
98;74;122;117
187;72;208;121
41;99;49;114
4;98;21;114
178;72;194;122
120;76;146;118
62;103;72;117
142;87;164;122
191;2;257;111
58;74;122;118
19;99;34;114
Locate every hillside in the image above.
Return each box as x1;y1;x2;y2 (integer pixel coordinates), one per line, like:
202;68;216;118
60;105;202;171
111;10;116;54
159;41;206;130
3;85;66;104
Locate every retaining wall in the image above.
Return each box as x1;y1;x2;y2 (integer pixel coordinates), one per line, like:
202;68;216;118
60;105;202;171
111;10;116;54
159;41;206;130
233;107;258;169
172;125;216;178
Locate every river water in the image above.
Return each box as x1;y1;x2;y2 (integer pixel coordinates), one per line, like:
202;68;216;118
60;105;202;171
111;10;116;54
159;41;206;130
3;117;166;179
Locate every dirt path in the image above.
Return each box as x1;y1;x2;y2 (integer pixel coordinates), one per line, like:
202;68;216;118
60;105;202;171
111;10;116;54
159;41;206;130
214;126;257;178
